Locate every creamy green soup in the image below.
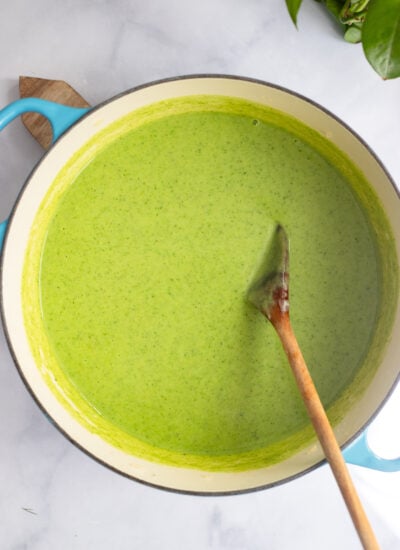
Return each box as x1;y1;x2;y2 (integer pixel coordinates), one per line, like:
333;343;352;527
23;95;398;471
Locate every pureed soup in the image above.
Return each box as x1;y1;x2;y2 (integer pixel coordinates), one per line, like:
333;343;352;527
22;95;398;472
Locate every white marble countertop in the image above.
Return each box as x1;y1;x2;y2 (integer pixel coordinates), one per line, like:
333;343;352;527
1;1;400;548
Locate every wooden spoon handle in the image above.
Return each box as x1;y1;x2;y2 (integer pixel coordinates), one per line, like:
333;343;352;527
274;314;380;550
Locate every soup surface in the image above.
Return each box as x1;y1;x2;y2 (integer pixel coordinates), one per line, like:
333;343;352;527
23;95;398;471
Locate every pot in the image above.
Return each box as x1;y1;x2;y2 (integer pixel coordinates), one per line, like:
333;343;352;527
1;75;399;494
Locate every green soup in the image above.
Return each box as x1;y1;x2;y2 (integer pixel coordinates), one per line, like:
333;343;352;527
23;95;398;472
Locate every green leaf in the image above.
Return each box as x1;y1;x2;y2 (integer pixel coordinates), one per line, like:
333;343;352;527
324;0;346;19
285;0;304;25
362;0;400;79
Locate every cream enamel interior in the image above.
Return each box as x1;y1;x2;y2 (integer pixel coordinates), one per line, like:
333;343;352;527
2;76;400;493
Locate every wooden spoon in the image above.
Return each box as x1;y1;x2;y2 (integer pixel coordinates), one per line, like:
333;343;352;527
248;224;380;550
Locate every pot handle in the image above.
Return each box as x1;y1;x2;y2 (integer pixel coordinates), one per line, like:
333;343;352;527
0;97;89;141
343;430;400;472
0;219;6;248
0;97;90;234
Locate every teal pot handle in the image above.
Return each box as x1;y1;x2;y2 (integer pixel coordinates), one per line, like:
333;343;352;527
344;430;400;472
0;97;90;242
0;97;89;141
0;219;6;248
